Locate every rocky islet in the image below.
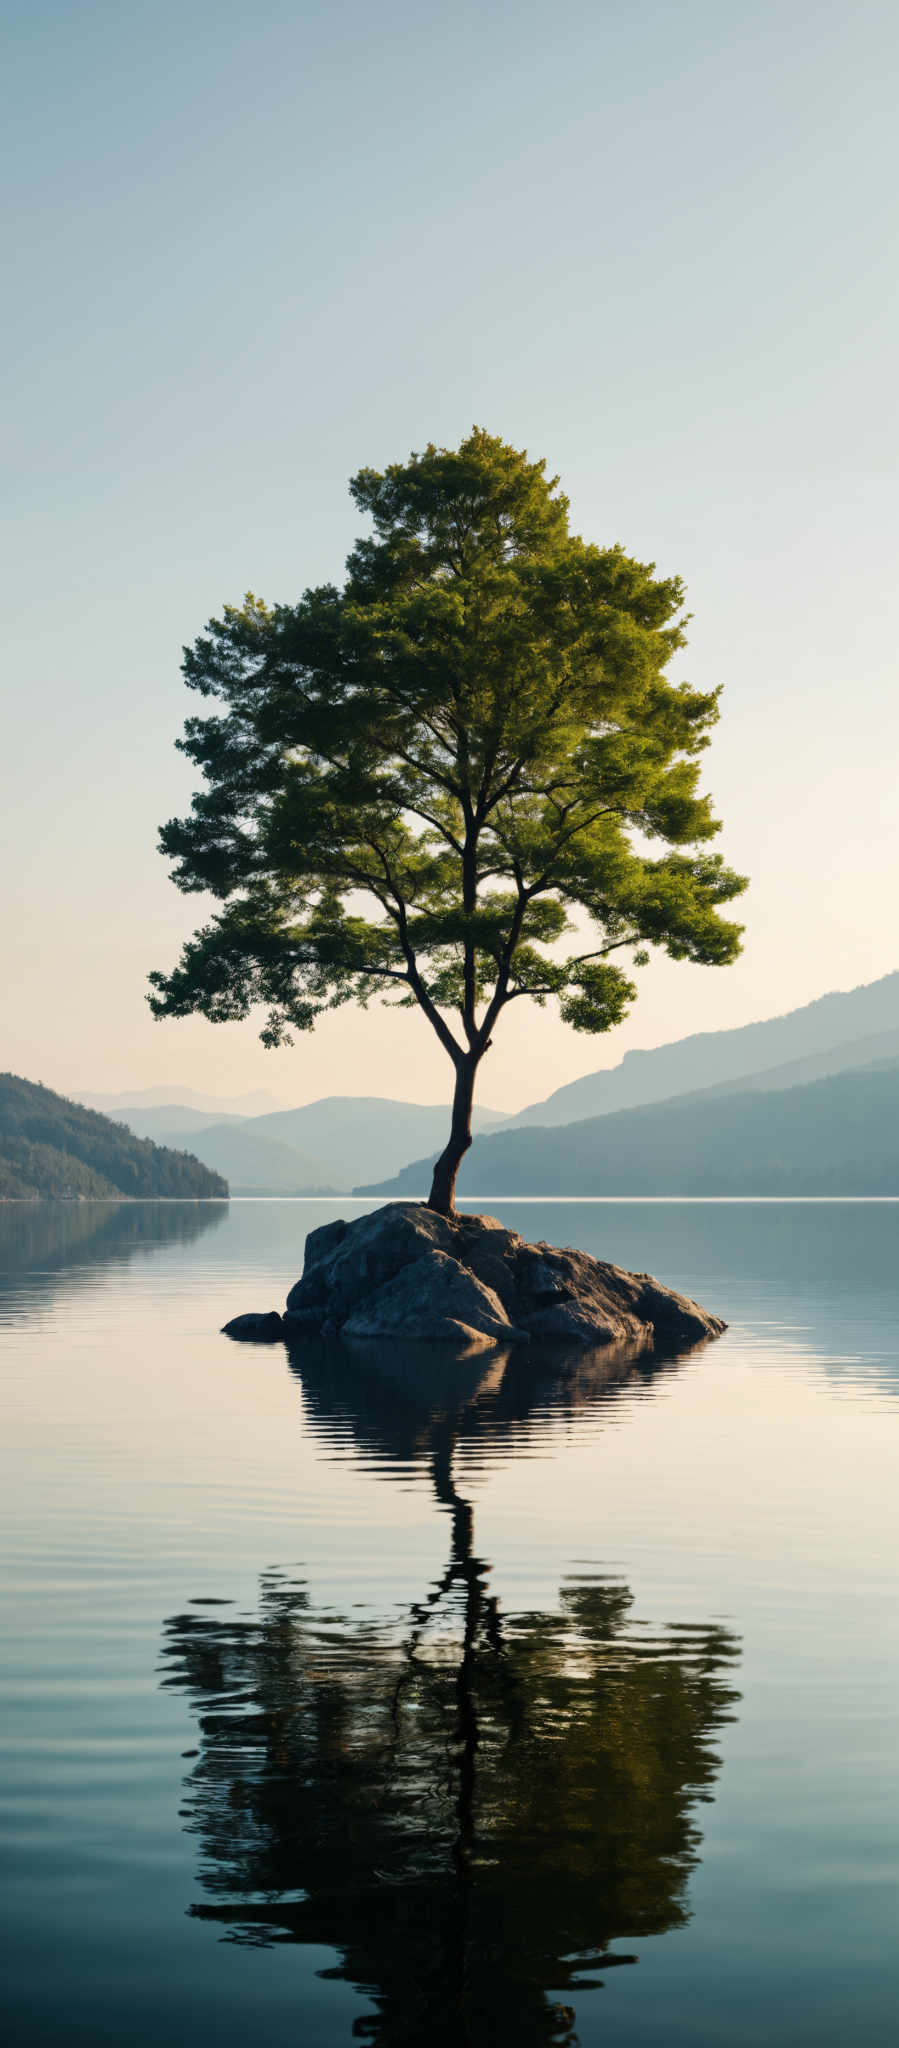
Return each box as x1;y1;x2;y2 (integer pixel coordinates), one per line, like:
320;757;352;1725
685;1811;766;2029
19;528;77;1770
222;1201;725;1354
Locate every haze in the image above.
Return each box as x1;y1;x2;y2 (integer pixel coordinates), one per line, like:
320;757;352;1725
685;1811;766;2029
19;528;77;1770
4;1;897;1111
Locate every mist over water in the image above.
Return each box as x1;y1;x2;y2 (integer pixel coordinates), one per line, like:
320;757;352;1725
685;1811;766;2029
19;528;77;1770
2;1199;899;2044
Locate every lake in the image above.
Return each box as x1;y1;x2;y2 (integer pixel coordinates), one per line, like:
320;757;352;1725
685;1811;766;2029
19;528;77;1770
2;1196;899;2045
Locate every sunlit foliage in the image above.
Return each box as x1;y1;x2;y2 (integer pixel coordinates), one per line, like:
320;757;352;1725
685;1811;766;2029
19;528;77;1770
150;430;746;1207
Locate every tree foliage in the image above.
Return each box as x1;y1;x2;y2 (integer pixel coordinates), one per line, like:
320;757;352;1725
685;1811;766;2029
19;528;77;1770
150;429;746;1207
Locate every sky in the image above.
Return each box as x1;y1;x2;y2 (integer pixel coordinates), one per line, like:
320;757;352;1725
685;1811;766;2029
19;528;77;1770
3;0;898;1113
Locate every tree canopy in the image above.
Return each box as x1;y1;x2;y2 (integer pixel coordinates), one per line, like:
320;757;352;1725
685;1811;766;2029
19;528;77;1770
150;429;746;1210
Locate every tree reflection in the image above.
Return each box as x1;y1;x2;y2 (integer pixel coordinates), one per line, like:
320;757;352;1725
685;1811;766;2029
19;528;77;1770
162;1346;739;2045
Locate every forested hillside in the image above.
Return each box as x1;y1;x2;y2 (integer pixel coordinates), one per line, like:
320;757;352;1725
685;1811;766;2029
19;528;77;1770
0;1075;228;1199
361;1058;899;1198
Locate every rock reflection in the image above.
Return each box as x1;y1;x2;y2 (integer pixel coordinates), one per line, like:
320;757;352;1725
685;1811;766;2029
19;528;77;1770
288;1326;698;1476
161;1342;739;2045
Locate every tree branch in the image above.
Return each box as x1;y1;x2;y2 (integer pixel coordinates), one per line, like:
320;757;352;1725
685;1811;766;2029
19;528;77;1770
401;801;464;856
392;896;465;1064
520;806;619;893
475;878;529;1047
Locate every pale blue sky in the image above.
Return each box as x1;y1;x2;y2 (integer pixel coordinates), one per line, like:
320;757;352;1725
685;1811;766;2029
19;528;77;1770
3;0;898;1108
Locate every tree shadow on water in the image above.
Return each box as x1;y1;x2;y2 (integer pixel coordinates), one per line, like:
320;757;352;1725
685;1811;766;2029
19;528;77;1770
160;1337;740;2046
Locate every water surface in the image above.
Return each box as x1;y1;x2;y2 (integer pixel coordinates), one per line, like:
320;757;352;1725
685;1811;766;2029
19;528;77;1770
2;1198;898;2044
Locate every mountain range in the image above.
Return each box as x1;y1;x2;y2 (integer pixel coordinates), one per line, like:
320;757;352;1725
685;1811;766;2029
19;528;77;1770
361;972;899;1196
78;1085;286;1117
362;1053;899;1197
81;969;899;1198
98;1096;510;1197
505;971;899;1125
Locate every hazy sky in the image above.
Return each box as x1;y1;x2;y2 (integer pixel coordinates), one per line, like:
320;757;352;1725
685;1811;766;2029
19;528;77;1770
3;0;898;1112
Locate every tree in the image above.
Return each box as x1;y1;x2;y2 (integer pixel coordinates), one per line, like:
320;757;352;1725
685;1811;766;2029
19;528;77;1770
149;429;747;1214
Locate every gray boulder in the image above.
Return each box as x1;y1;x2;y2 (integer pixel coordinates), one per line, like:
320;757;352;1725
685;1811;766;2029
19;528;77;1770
342;1247;529;1348
281;1201;724;1353
286;1203;455;1319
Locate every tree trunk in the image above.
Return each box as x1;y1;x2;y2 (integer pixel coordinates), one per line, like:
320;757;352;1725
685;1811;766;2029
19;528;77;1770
428;1056;478;1216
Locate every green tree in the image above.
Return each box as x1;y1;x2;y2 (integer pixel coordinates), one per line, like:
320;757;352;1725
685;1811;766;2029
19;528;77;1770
150;430;746;1213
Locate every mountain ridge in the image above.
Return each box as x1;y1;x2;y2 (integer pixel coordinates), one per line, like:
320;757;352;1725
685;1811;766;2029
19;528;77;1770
359;1055;899;1199
112;1095;510;1195
77;1085;285;1117
508;969;899;1126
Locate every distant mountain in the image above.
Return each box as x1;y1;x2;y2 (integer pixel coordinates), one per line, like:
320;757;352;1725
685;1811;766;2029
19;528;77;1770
0;1075;228;1200
670;1025;899;1102
105;1104;249;1138
239;1097;509;1191
77;1085;286;1117
149;1120;337;1197
112;1095;509;1194
359;1057;899;1198
509;970;899;1126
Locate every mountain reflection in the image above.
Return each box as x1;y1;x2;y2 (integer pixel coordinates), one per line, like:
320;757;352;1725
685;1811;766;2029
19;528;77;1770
162;1343;739;2045
0;1199;227;1321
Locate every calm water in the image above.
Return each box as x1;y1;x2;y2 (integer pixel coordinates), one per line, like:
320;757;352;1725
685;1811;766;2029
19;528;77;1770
2;1197;899;2045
